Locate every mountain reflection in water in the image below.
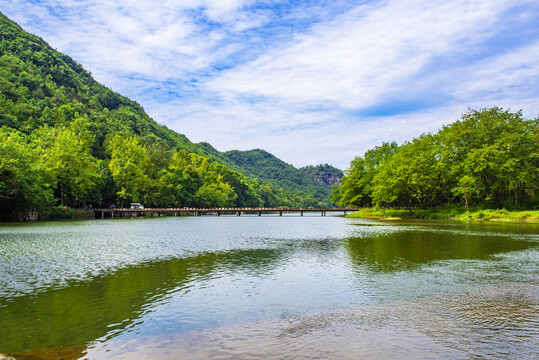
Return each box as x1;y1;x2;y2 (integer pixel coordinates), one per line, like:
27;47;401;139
0;217;537;358
27;281;533;360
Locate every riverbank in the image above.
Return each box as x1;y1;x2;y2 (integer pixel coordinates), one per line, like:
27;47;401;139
39;206;94;220
346;207;539;223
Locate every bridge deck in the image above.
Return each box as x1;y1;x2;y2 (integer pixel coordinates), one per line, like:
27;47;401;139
94;207;359;218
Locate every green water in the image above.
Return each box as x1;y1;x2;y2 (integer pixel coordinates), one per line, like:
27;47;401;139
0;216;537;359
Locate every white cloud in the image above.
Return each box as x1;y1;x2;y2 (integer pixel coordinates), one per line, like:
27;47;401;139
185;0;538;168
450;40;539;107
206;0;515;108
3;0;265;85
3;0;539;169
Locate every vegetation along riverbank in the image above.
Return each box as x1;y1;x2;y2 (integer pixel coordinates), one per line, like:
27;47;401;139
332;107;538;215
347;207;539;223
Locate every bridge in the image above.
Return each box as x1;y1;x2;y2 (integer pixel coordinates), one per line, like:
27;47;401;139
94;207;360;219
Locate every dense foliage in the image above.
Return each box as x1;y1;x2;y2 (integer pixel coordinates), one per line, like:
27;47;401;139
0;12;332;220
333;108;538;210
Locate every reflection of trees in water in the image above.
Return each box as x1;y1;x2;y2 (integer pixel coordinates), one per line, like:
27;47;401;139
0;247;286;354
6;345;87;360
343;228;535;272
36;282;536;360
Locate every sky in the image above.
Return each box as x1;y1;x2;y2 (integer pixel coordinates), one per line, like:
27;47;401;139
3;0;539;169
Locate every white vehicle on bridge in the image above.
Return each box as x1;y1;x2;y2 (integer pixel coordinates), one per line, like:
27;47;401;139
130;203;144;209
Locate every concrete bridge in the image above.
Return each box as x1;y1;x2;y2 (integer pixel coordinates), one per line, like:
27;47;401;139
94;207;360;219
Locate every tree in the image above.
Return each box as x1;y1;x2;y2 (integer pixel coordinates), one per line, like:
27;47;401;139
45;116;100;206
334;107;538;211
154;150;203;207
335;142;398;206
453;175;476;209
0;127;53;219
107;134;150;208
195;178;236;208
439;107;538;208
372;135;442;209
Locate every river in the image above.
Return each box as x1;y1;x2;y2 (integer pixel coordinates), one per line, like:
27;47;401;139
0;215;538;359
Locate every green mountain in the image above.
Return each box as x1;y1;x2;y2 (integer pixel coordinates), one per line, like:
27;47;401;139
0;12;335;219
0;12;203;156
198;144;337;201
300;164;343;187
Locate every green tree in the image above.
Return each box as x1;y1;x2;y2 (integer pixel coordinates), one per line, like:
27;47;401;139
107;134;150;208
195;179;236;207
335;142;398;206
372;135;442;209
155;150;203;207
439;108;538;208
45;116;100;206
0;127;53;219
452;175;476;209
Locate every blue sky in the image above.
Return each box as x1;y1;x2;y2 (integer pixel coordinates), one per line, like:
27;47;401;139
3;0;539;169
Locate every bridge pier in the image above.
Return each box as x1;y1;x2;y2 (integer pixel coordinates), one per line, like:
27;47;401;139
279;210;282;216
258;211;261;216
236;211;241;216
300;210;303;216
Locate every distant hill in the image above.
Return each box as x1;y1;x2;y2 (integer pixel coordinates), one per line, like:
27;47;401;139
198;142;342;203
207;147;335;199
300;164;343;187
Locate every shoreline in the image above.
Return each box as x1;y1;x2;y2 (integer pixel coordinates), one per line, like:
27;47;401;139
346;208;539;223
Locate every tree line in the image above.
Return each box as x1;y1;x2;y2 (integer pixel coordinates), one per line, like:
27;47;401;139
332;108;538;210
0;116;323;220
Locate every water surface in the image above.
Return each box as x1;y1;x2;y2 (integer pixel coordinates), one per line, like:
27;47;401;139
0;215;537;358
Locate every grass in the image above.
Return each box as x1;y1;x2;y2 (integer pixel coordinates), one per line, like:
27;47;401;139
347;206;539;223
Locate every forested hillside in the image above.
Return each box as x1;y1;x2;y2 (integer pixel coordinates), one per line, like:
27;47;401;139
300;164;343;187
197;143;335;202
0;12;331;220
333;108;538;210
